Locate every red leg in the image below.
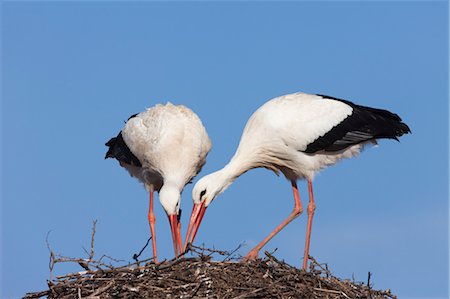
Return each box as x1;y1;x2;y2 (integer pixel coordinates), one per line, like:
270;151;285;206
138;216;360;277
302;179;316;270
147;190;158;263
245;180;303;260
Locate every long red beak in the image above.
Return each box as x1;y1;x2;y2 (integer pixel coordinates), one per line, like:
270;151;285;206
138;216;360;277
168;214;182;257
183;202;207;252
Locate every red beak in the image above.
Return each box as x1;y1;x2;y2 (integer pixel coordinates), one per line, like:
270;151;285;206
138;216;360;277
183;202;207;252
168;214;182;257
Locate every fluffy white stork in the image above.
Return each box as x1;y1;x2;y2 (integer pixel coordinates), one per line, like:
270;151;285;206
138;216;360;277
184;92;410;269
105;103;211;262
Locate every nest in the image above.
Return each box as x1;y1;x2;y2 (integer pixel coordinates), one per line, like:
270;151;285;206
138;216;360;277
24;222;397;299
24;249;396;299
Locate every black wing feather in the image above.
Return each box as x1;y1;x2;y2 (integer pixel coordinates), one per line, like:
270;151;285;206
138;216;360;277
304;95;411;153
105;113;142;167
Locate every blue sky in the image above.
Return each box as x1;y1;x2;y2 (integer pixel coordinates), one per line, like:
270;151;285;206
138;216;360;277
1;1;448;298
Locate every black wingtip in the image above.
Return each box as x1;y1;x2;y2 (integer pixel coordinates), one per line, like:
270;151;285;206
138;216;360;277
396;122;411;138
304;94;412;153
104;132;142;167
105;137;117;159
105;150;113;159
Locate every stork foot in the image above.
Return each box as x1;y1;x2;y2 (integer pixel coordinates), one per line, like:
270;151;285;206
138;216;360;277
243;249;259;261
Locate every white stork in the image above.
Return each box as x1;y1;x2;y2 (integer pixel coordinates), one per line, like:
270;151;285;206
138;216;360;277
106;103;211;262
184;92;410;269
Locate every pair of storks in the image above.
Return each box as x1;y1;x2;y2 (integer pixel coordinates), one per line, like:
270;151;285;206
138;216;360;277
105;92;410;268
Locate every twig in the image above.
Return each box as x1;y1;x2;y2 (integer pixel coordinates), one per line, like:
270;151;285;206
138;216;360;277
46;220;121;277
367;271;373;298
89;220;97;262
187;282;202;298
90;280;114;296
157;257;201;271
23;290;50;299
132;236;152;264
189;244;230;256
222;243;244;262
97;254;125;269
313;287;342;294
46;230;55;280
231;287;266;299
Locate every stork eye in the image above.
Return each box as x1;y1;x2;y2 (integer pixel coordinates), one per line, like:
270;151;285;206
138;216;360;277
200;189;206;199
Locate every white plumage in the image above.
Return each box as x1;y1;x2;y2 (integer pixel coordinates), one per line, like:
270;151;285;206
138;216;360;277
221;93;367;180
184;92;410;269
106;102;211;261
122;103;211;214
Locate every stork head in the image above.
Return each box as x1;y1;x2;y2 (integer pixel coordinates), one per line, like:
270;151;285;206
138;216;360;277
158;183;183;257
184;171;230;251
159;184;181;216
191;172;223;207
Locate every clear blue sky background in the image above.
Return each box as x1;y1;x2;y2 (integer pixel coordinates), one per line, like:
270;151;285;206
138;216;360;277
1;1;448;298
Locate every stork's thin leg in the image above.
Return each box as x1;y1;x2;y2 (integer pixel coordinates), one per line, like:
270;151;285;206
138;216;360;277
302;179;316;270
148;190;158;263
245;180;303;260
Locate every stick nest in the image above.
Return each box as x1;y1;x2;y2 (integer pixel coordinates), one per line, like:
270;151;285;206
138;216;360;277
24;249;396;299
24;222;397;299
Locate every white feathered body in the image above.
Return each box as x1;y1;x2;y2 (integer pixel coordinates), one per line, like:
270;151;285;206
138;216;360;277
227;93;374;181
121;103;211;211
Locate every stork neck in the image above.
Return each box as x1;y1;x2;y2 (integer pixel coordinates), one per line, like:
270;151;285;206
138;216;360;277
220;156;252;183
162;179;183;192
